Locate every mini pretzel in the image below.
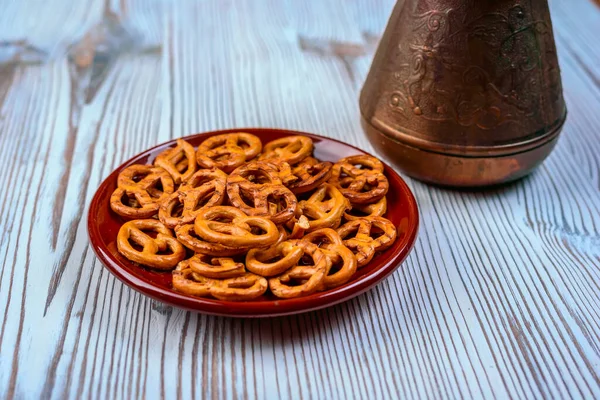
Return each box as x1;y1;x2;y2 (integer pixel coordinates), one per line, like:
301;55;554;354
269;161;297;186
111;134;398;300
228;161;282;185
158;169;227;228
196;133;262;173
268;240;329;298
287;157;333;194
117;164;175;197
288;215;310;238
344;197;387;221
194;206;279;247
336;216;397;267
243;184;298;224
188;253;245;279
259;136;313;165
301;229;357;289
227;162;297;224
330;155;389;205
246;241;305;277
209;273;268;301
111;165;175;218
117;219;186;270
110;188;157;219
296;183;350;232
272;225;290;243
182;168;228;190
175;224;247;256
173;261;267;301
172;261;212;297
154;139;197;184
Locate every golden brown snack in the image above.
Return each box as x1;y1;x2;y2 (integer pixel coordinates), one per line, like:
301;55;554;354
194;206;280;247
228;160;282;185
296;183;350;232
111;134;398;301
173;262;267;301
188;253;245;279
209;273;268;301
302;228;358;289
329;155;389;205
227;161;297;224
288;157;333;194
259;136;313;165
344;197;387;221
172;261;212;297
196;133;262;173
287;215;310;239
117;164;175;196
154;139;197;184
117;219;186;270
158;168;227;228
336;216;397;267
266;161;297;186
111;165;175;219
268;240;329;298
246;240;304;277
175;224;247;256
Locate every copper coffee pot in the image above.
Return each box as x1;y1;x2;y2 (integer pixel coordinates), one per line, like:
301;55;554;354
360;0;567;187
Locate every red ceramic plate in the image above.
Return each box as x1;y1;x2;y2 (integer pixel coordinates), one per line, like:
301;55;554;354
87;128;419;317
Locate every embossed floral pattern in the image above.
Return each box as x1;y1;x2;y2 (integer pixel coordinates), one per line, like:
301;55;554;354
388;5;562;130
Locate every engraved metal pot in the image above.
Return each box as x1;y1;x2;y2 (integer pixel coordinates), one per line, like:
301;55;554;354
360;0;567;187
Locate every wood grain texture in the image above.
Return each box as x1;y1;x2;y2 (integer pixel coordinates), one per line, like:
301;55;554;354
0;0;599;398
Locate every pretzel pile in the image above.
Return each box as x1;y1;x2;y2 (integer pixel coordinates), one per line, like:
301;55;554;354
111;133;397;301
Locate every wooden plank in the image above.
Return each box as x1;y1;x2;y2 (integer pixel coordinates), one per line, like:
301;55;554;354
0;0;599;399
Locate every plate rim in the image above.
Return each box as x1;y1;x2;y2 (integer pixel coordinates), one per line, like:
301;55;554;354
87;128;420;317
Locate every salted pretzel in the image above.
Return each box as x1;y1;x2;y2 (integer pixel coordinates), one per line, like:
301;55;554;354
154;139;197;184
268;240;329;298
194;206;280;247
302;228;358;289
259;135;313;165
246;240;305;277
112;134;399;301
188;253;245;279
227;161;297;224
175;224;247;256
270;219;305;242
158;169;227;228
329;155;389;205
336;216;397;267
207;273;269;301
182;168;228;188
196;133;262;173
288;215;310;238
272;225;290;243
228;160;282;185
117;219;186;270
111;165;175;218
295;183;350;232
173;261;267;301
287;157;333;194
117;164;174;195
344;196;387;221
265;161;297;186
172;261;212;297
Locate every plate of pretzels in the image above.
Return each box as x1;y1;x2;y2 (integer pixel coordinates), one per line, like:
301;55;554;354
87;128;419;317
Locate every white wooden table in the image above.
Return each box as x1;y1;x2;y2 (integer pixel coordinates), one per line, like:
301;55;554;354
1;0;599;398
